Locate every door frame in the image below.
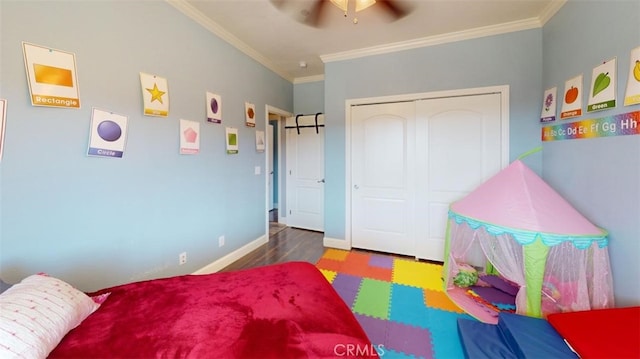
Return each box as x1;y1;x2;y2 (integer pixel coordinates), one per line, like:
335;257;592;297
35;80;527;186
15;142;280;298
343;85;510;252
264;105;292;239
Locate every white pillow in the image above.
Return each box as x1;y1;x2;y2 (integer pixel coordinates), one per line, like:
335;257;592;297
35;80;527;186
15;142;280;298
0;274;102;359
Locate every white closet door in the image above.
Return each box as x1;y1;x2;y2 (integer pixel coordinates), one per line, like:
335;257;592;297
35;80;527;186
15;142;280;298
415;93;503;261
351;102;416;256
285;115;324;231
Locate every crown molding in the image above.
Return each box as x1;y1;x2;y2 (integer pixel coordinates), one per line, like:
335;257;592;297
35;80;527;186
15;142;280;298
321;17;542;63
166;0;294;83
538;0;567;25
293;75;325;84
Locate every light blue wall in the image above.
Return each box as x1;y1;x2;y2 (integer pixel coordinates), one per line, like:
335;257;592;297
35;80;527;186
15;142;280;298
541;0;640;306
294;81;325;115
0;1;292;291
323;29;543;240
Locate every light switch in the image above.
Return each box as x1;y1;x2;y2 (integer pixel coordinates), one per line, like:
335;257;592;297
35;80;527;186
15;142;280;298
254;166;261;175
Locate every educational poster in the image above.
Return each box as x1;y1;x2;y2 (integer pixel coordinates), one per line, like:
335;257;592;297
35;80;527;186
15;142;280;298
87;108;128;158
22;42;80;108
255;130;265;152
560;75;583;120
540;87;557;122
245;102;256;127
624;46;640;106
226;127;238;154
0;99;6;161
206;92;222;123
180;119;200;155
542;110;639;141
587;58;616;112
140;72;169;117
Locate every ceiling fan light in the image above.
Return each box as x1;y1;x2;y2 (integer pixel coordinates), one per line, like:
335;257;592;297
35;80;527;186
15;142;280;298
329;0;348;12
355;0;376;12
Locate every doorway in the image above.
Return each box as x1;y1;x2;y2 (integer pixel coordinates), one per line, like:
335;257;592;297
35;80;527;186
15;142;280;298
265;105;291;238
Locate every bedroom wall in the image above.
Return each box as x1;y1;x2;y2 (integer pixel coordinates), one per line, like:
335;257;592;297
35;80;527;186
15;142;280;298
0;1;293;291
541;0;640;307
322;29;543;242
294;80;325;115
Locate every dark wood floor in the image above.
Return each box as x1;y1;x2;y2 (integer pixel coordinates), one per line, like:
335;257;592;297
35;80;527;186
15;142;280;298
220;226;326;272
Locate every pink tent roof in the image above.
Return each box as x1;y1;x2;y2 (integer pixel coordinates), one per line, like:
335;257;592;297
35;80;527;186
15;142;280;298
450;160;603;236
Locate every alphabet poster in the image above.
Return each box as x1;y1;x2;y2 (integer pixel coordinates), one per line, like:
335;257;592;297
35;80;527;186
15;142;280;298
22;42;80;109
88;108;128;158
540;87;557;122
560;75;583;120
624;46;640;106
180;119;200;155
140;72;169;117
206;92;222;123
587;58;616;112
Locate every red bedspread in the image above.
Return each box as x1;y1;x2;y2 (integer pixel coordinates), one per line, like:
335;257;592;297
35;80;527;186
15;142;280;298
50;262;375;358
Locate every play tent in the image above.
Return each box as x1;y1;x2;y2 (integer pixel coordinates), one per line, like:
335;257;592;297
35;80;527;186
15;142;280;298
443;160;614;324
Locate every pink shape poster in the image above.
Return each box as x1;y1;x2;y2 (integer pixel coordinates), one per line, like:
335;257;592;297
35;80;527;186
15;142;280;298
180;119;200;155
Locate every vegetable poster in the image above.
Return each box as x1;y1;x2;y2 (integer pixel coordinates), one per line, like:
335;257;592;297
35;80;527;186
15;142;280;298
560;75;583;120
22;42;80;109
587;58;616;112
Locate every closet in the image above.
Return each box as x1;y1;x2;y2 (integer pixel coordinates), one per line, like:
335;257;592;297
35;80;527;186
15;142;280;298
349;89;507;261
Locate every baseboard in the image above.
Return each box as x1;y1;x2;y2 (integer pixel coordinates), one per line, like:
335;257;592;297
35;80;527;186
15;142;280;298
323;236;351;250
193;235;268;275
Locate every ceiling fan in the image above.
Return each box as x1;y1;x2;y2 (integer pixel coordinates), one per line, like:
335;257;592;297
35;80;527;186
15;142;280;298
271;0;412;27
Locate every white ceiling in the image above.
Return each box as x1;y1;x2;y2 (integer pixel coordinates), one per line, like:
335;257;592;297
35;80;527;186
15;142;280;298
169;0;565;82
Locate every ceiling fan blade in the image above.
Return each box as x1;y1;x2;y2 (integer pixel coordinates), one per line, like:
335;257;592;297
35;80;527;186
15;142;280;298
377;0;410;20
305;0;328;27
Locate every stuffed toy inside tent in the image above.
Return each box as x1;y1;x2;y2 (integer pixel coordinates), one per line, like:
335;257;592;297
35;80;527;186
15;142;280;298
443;160;614;324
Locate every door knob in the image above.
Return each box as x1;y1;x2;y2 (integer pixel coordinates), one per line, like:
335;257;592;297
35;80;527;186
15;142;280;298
317;179;325;183
354;184;359;189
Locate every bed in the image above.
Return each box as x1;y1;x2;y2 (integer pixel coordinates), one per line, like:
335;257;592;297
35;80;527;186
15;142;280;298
0;261;376;358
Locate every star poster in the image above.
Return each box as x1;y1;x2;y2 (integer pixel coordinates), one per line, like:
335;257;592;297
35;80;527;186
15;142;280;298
87;108;128;158
180;119;200;155
140;72;169;117
22;42;80;109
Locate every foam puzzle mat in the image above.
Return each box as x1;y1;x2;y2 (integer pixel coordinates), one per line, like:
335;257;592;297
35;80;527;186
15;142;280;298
317;249;473;359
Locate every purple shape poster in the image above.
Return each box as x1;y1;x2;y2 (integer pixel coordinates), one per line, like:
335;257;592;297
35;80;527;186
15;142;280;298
88;108;128;158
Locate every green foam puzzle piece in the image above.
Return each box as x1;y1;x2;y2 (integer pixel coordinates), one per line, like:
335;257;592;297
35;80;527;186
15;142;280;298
353;278;392;319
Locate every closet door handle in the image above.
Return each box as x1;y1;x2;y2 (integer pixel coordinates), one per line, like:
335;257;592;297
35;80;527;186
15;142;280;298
317;179;325;183
354;184;359;190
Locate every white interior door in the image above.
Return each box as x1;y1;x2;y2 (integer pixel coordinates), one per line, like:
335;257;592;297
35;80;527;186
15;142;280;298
350;92;504;260
285;115;324;231
351;102;416;256
414;93;503;261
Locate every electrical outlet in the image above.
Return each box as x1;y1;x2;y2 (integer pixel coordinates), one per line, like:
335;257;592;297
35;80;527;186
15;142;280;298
179;252;187;265
218;235;225;247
